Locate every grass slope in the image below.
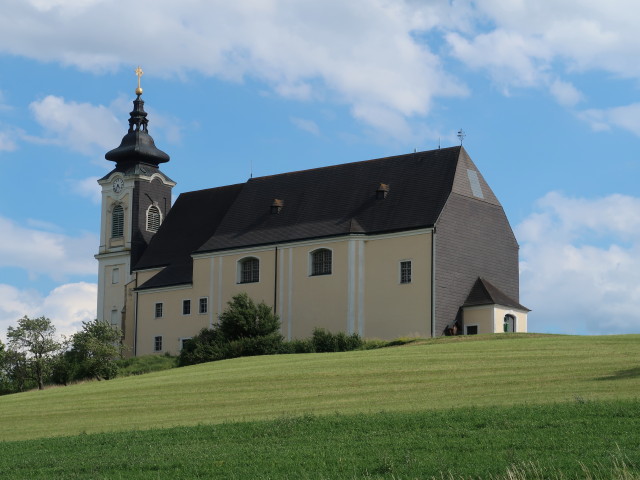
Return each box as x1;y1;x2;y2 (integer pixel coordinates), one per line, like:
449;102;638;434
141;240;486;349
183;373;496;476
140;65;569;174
2;400;639;479
1;334;639;442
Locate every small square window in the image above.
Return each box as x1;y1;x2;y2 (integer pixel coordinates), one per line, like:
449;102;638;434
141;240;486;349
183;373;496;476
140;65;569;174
466;325;478;335
155;302;163;318
183;299;191;315
154;335;163;352
199;297;208;314
400;261;412;284
112;267;120;284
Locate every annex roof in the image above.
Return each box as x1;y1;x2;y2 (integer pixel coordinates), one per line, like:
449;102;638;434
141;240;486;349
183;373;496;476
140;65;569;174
463;277;530;311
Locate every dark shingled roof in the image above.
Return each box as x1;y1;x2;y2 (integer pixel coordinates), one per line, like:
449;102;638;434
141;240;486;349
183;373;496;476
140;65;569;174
136;146;473;290
196;147;461;253
463;278;530;311
135;183;244;289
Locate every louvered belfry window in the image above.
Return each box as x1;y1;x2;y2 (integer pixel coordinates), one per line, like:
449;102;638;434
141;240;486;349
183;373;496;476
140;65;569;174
311;249;332;276
111;205;124;238
147;205;161;232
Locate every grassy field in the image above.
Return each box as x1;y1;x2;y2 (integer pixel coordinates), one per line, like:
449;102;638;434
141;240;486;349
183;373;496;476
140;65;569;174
0;334;639;478
1;400;638;479
0;334;639;441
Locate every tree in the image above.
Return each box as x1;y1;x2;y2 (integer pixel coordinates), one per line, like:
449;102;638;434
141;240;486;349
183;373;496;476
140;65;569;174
7;316;60;390
69;319;124;381
219;293;281;341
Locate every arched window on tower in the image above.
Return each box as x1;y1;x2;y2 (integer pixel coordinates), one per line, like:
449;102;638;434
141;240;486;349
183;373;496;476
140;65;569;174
111;205;124;238
147;205;161;232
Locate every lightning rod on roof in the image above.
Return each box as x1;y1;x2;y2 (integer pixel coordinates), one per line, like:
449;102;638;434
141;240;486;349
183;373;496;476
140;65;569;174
457;128;466;145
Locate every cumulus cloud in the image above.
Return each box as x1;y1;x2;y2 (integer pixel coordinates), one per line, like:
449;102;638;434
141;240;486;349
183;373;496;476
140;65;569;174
577;103;640;136
28;95;123;155
0;282;97;342
70;176;102;204
0;216;97;281
517;192;640;335
0;0;468;139
0;130;18;152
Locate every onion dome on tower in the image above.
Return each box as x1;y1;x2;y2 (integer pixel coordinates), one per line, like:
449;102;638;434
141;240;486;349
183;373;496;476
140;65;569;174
105;66;170;170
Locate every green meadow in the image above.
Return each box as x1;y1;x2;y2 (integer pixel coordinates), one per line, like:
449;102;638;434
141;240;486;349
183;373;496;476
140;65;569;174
0;334;639;478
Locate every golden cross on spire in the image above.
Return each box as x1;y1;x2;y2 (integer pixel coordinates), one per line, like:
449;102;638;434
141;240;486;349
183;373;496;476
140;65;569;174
135;66;144;95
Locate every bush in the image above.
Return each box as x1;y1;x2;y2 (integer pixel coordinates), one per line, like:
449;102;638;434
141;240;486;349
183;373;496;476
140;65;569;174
219;293;280;341
117;353;178;376
226;333;284;359
278;338;315;354
311;328;363;353
178;328;227;366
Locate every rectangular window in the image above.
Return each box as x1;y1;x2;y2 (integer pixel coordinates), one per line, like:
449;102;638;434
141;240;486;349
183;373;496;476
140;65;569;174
466;325;478;335
183;299;191;315
199;297;208;314
112;267;120;284
180;337;192;350
154;335;163;352
155;302;163;318
110;309;119;326
400;261;412;284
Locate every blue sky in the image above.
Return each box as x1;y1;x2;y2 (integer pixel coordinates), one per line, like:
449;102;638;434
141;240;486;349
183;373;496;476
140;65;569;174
1;0;639;339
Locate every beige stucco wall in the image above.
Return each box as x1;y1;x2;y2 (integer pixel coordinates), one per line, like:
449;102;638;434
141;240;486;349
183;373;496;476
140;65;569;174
363;232;432;339
462;305;494;334
132;229;435;356
494;306;528;333
462;304;528;335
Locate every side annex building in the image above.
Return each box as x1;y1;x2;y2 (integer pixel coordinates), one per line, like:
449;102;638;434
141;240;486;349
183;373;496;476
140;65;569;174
96;90;529;356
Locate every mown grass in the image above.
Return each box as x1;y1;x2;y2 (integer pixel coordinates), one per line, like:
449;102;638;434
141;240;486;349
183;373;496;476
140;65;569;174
0;334;639;442
1;399;638;479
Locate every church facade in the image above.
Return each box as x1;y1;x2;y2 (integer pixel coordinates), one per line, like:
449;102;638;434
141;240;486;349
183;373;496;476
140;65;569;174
96;89;528;357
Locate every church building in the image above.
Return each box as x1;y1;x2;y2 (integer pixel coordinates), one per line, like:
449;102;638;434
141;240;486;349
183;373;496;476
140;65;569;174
96;83;529;357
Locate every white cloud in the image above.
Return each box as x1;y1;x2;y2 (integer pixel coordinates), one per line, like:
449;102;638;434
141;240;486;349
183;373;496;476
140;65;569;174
578;103;640;136
0;282;96;342
70;176;102;204
549;79;583;107
0;216;97;281
517;192;640;335
0;0;468;138
290;117;320;136
0;130;18;152
28;95;122;155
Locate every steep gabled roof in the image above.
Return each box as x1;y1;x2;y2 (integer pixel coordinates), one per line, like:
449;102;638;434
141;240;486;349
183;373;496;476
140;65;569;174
136;146;495;290
463;277;530;311
135;183;244;278
196;147;461;253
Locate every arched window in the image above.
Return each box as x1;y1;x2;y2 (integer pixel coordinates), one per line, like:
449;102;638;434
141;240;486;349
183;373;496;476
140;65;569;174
147;205;161;232
504;314;516;333
111;205;124;238
238;257;260;284
311;248;332;276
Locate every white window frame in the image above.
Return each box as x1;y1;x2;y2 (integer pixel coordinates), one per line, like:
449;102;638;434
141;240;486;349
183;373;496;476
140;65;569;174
199;297;208;314
110;308;119;327
465;324;479;335
237;257;260;284
111;204;124;239
182;299;191;316
154;335;163;352
146;204;162;233
155;302;163;318
309;248;333;276
399;260;412;284
111;267;120;284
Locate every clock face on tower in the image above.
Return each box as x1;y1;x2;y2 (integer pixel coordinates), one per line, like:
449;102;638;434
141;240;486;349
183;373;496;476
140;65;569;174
112;177;124;194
